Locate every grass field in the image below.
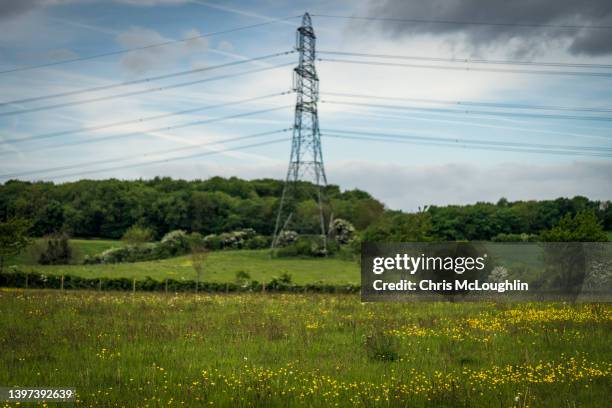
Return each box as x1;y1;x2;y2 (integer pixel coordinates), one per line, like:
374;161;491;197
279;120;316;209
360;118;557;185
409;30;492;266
14;248;360;285
9;238;359;284
1;290;610;407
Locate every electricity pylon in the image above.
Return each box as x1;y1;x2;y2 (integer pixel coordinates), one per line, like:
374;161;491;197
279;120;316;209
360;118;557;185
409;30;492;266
272;12;328;250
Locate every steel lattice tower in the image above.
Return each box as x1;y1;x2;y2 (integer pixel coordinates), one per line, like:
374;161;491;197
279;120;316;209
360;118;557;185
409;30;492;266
272;12;328;250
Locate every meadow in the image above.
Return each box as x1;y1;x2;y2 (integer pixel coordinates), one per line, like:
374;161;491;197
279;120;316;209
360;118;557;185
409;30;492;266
9;239;359;285
13;248;359;285
1;289;610;407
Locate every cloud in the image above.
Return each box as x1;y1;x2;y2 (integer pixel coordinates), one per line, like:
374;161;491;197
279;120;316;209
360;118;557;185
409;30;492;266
182;28;209;50
116;27;208;75
328;160;612;210
361;0;612;57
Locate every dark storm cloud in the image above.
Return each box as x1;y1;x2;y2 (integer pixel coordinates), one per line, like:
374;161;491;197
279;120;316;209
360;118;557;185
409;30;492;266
364;0;612;56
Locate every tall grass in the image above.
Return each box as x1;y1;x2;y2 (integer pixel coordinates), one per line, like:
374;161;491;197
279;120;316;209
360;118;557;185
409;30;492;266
1;290;610;407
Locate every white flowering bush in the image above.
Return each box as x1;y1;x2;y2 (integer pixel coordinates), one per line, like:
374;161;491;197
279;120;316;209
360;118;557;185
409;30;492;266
487;266;509;283
583;260;612;291
203;229;264;250
85;230;191;264
329;219;355;244
276;230;298;247
160;230;190;254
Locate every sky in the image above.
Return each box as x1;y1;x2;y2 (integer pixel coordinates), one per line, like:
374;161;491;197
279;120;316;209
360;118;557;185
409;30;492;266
0;0;611;211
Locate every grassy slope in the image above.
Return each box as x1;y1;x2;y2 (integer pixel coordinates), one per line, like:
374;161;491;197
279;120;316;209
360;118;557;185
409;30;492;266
1;290;609;407
18;248;360;285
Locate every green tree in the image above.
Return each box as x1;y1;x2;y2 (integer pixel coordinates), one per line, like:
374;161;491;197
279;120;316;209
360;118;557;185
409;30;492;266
361;211;433;243
33;200;65;235
540;210;608;294
122;225;155;246
0;218;31;272
541;210;608;242
190;245;209;293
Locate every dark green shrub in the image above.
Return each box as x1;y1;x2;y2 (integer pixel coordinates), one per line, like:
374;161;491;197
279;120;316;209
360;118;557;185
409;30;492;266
0;269;360;293
121;225;155;246
203;234;222;250
187;232;206;249
492;233;538;242
38;233;73;265
275;236;337;258
268;272;293;290
275;244;299;257
246;235;270;249
235;271;251;286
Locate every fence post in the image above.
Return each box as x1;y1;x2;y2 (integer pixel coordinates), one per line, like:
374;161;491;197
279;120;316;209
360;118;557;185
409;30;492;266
60;275;64;291
132;278;136;295
262;281;265;293
98;279;102;292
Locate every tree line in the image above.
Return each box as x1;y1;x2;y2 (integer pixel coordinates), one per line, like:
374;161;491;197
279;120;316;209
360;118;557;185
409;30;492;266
0;177;610;241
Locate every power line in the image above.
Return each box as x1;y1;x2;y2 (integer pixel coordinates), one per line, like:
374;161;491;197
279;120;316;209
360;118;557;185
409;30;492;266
324;128;612;152
1;128;291;179
310;13;612;30
322;91;612;114
318;57;612;78
325;104;611;142
0;106;291;156
39;137;289;181
0;62;294;117
0;16;300;75
318;50;612;70
4;91;292;145
0;51;295;106
321;100;612;123
323;132;612;158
